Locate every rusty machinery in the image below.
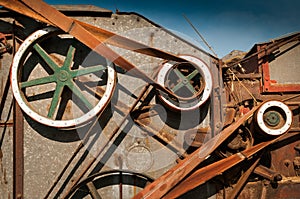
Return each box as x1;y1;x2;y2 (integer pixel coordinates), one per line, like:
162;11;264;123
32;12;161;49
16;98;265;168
0;0;299;198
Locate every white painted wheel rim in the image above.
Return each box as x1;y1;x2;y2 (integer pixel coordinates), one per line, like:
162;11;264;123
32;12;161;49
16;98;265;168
11;27;116;128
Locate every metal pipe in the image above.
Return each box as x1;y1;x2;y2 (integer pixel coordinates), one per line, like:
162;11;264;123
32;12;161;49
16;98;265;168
254;165;282;182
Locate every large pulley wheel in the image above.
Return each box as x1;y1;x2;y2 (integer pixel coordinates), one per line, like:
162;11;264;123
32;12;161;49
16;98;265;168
156;55;212;111
11;27;116;128
67;170;153;199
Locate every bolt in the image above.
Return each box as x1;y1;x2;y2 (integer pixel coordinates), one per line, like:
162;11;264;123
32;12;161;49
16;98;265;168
274;174;282;181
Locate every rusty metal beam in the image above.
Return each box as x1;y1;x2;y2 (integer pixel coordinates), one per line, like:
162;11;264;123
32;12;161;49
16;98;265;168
61;85;153;198
13;101;24;199
163;133;286;199
254;165;282;182
132;106;259;199
0;0;186;63
17;0;183;99
227;156;261;199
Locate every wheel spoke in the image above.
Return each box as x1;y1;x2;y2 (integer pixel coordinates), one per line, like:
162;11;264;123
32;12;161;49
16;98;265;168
47;82;64;118
173;68;186;80
171;81;185;93
185;82;197;94
173;68;197;94
86;182;102;199
62;45;76;70
66;81;94;110
20;75;56;88
70;65;106;78
187;69;198;80
33;44;60;72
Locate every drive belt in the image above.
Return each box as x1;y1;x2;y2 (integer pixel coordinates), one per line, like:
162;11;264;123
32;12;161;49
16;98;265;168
132;106;259;198
0;0;188;98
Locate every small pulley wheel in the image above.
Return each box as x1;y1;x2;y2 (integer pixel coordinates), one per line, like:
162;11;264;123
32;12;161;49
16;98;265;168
156;55;212;111
255;100;292;136
11;27;116;128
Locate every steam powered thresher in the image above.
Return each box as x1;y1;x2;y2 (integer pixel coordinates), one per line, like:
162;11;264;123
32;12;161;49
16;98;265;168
0;1;299;198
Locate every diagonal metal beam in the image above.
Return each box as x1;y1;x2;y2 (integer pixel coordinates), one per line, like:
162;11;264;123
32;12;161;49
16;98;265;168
132;106;259;199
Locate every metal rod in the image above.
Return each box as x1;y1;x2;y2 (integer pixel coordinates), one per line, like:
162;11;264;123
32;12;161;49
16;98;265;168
13;101;24;199
254;165;282;182
228;155;261;199
62;84;152;198
133;106;259;199
12;19;24;199
183;14;218;58
17;0;180;100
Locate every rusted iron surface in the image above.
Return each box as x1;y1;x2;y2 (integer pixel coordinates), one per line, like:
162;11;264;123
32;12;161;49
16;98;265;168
61;85;153;198
132;106;258;199
0;0;299;198
1;0;185;63
254;165;282;182
13;102;24;199
1;0;186;99
164;133;288;199
227;156;261;199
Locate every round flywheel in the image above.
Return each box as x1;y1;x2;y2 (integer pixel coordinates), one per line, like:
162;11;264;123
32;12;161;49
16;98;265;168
11;27;116;128
156;55;212;111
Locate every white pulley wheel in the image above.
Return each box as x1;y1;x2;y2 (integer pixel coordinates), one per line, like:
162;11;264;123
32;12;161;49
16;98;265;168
156;55;212;111
11;27;116;128
256;100;292;136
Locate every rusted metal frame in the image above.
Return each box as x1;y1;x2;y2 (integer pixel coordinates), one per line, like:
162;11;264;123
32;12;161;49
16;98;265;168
0;0;185;63
262;61;300;92
0;0;52;24
162;133;286;199
0;0;185;97
264;35;300;56
222;33;300;70
227;154;262;199
13;102;24;199
44;85;152;198
18;0;182;99
10;19;24;199
132;106;259;199
134;119;187;159
80;80;187;158
61;84;153;198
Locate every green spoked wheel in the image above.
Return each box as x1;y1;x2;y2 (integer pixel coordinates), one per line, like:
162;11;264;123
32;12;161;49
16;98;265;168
11;27;116;128
156;55;212;111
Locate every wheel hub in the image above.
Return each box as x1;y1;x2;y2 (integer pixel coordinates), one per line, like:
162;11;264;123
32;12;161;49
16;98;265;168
57;70;70;82
264;111;280;127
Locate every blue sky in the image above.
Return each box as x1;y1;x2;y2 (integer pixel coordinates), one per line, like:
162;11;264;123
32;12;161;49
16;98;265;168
45;0;300;57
